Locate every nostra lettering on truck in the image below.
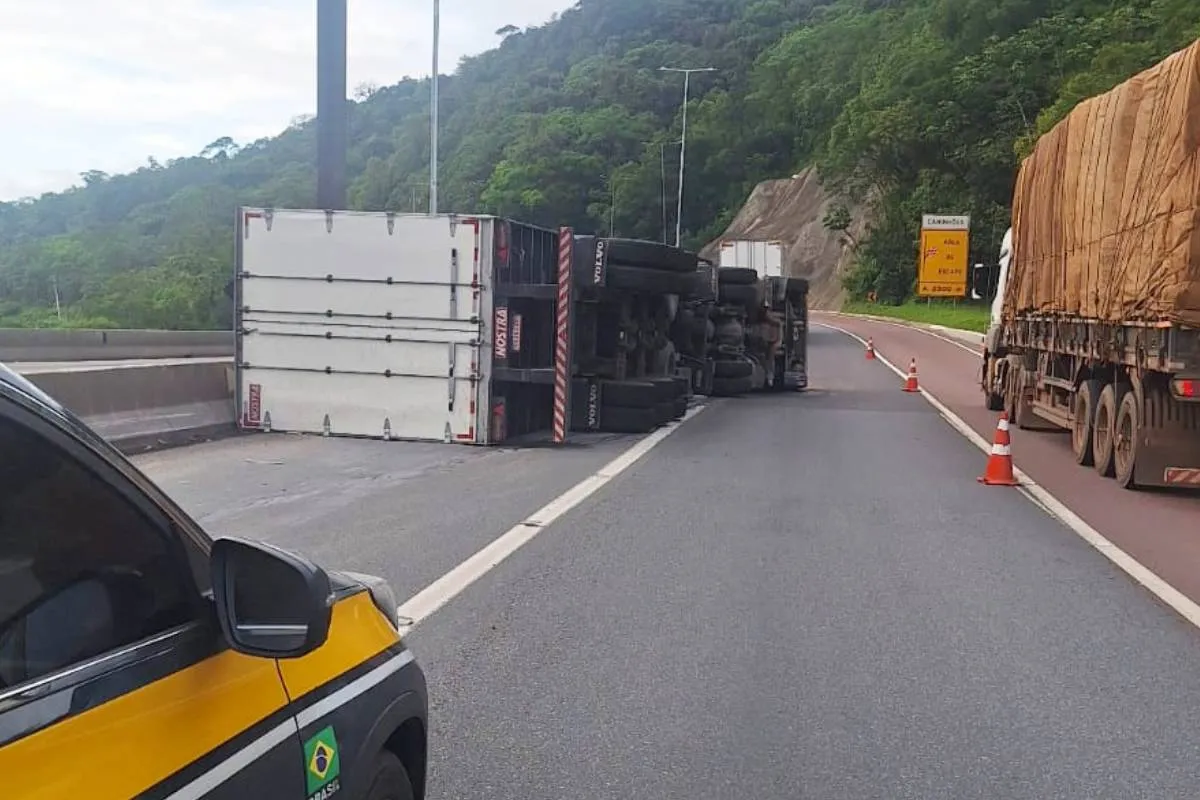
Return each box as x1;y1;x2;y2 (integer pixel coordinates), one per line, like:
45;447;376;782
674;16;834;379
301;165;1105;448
494;307;509;360
593;240;607;286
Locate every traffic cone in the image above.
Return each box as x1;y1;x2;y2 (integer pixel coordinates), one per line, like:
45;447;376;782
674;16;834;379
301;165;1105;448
978;412;1019;486
901;358;919;392
865;338;876;360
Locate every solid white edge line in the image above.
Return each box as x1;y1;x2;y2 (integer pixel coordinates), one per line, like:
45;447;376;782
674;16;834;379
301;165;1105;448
396;404;709;629
819;311;984;355
814;320;1200;630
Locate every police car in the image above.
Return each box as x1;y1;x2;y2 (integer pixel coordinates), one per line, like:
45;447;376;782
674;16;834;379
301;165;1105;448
0;361;427;799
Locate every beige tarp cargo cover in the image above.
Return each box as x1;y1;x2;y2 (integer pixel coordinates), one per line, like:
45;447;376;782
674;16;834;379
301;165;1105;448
1005;38;1200;327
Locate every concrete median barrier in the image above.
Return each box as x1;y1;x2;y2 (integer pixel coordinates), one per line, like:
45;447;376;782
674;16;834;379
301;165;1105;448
0;328;234;362
19;360;237;453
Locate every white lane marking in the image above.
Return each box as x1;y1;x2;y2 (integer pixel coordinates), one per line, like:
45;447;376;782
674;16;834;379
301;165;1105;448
819;312;984;355
815;320;1200;631
396;404;709;629
165;650;416;799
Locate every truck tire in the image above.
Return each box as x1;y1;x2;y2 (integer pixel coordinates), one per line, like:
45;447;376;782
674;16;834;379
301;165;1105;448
605;265;695;296
654;400;675;424
717;267;758;285
604;239;698;273
718;283;759;308
600;380;658;408
1072;379;1102;466
711;375;753;396
713;358;753;379
714;319;744;346
672;396;688;418
1113;390;1141;489
599;405;659;433
783;277;809;299
1092;383;1123;478
647;377;679;401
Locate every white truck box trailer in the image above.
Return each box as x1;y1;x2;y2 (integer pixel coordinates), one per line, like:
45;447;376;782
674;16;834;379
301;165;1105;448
235;209;501;443
718;239;783;279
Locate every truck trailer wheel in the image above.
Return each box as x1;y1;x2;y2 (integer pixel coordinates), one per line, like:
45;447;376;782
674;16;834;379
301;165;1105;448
599;405;659;433
718;283;759;308
713;358;753;379
1071;379;1102;466
711;375;753;396
716;267;758;285
1113;390;1141;489
604;239;698;273
1092;384;1122;478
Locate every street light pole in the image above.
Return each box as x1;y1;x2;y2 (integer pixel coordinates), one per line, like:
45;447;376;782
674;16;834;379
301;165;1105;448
659;66;715;248
429;0;440;215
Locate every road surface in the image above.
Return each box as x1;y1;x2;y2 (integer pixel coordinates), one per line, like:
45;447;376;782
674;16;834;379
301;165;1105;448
136;325;1200;798
819;312;1200;605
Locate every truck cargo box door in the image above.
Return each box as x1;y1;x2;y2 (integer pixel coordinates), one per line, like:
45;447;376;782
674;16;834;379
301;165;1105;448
237;210;483;443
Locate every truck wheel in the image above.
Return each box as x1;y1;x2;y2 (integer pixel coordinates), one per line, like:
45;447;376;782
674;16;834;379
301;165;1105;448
711;375;753;396
600;380;658;408
605;265;694;295
716;267;758;285
1071;379;1102;466
1113;390;1141;489
1092;384;1122;478
604;239;698;273
713;358;753;379
598;405;659;433
364;751;415;800
718;283;758;308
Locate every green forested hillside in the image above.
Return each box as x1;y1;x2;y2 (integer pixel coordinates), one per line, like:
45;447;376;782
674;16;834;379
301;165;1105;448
2;0;1198;328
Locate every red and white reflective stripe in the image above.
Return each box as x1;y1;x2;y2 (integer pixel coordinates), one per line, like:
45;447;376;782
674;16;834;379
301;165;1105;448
996;417;1010;433
991;442;1012;456
1164;467;1200;485
552;228;573;443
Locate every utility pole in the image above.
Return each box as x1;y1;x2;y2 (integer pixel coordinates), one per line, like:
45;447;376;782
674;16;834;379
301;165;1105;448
659;140;681;244
659;66;716;248
316;0;348;210
429;0;440;215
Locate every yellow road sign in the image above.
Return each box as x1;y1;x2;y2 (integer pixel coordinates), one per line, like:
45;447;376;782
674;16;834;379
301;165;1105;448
917;215;969;298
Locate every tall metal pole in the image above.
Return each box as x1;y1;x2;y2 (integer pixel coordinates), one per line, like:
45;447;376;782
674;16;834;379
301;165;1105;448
659;67;715;248
660;144;667;244
429;0;439;215
316;0;348;210
675;70;689;249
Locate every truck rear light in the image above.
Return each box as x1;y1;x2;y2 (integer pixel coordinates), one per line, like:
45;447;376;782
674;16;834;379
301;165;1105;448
1171;378;1196;398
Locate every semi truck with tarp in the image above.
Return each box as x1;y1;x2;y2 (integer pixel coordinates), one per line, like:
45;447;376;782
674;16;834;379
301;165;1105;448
976;39;1200;490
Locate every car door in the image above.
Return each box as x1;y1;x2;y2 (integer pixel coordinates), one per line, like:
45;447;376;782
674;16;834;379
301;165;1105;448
0;389;304;799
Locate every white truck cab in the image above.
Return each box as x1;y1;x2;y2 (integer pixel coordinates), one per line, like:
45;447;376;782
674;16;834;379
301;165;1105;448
981;226;1013;354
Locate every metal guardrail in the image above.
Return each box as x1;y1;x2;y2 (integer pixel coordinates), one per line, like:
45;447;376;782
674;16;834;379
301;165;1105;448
0;329;234;363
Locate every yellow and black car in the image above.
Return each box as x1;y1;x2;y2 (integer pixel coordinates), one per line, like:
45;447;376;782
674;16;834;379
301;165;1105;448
0;361;428;800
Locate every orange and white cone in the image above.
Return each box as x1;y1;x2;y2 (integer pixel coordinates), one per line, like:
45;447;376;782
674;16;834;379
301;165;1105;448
978;412;1019;486
901;358;919;392
865;338;876;360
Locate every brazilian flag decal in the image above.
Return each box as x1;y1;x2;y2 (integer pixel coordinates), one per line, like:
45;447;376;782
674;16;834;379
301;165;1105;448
304;726;341;798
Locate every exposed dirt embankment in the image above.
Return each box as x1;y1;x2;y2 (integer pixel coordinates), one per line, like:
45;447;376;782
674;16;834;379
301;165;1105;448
701;167;873;310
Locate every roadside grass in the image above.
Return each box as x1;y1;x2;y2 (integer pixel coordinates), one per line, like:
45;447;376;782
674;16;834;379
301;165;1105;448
840;300;991;333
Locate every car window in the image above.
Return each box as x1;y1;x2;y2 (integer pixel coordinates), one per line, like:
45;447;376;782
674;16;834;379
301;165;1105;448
0;413;195;690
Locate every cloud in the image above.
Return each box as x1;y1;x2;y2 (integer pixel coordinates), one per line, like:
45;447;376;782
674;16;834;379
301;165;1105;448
0;0;568;200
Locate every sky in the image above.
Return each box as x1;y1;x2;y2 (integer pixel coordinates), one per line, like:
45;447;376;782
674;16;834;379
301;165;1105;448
0;0;569;200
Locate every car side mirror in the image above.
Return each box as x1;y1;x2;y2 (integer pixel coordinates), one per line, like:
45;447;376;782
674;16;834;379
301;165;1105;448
210;537;333;659
970;263;998;301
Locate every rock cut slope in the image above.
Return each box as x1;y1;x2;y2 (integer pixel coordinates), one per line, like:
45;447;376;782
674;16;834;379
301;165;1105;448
701;167;873;310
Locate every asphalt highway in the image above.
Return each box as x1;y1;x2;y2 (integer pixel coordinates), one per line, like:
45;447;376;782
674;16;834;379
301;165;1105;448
136;325;1200;799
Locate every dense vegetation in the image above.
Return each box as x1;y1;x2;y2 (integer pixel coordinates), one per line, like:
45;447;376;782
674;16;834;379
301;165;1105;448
2;0;1198;328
